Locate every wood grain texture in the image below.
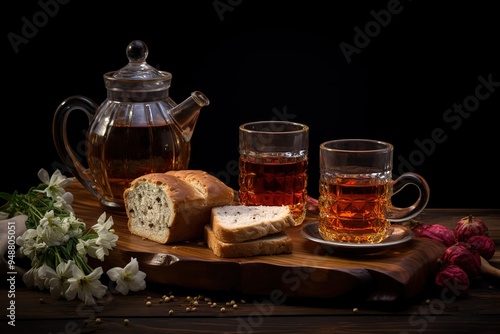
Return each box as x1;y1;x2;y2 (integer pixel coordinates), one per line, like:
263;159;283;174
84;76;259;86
4;183;499;334
67;181;500;302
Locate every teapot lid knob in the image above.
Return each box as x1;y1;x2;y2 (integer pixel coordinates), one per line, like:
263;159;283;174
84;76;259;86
126;40;148;63
108;40;172;82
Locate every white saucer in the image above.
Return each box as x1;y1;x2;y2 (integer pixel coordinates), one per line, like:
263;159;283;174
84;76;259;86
300;222;413;255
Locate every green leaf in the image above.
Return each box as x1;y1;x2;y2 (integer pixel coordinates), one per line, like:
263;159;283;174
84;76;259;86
45;248;56;268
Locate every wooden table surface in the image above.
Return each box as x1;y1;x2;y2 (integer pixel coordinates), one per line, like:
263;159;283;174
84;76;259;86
2;182;499;333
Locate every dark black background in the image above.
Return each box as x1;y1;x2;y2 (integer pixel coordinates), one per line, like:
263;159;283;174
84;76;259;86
3;0;499;209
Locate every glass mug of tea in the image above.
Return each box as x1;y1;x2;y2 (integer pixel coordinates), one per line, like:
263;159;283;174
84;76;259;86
318;139;430;244
238;121;309;225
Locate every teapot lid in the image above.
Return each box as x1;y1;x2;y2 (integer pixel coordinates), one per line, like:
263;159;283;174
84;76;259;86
104;40;172;93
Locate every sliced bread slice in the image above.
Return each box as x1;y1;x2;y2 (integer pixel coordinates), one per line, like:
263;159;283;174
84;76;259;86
204;225;293;258
210;205;294;243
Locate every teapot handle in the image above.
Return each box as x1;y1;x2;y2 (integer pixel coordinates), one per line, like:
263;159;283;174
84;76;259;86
52;95;100;199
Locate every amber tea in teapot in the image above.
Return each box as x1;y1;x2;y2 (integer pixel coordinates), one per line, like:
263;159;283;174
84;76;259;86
53;40;209;210
87;123;190;203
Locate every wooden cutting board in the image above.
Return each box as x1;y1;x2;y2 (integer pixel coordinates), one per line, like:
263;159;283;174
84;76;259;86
68;181;446;302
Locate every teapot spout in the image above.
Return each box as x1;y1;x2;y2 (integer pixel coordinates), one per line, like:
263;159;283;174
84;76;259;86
171;91;210;142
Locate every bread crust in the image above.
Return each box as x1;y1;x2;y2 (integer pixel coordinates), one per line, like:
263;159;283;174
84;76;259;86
124;171;234;244
166;170;235;205
211;205;294;243
204;225;293;258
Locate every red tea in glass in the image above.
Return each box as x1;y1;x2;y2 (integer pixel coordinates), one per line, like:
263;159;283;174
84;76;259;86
238;121;309;225
318;174;390;243
318;139;430;244
239;156;308;224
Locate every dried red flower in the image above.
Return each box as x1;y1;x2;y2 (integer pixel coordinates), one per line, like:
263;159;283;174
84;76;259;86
419;224;457;247
466;235;495;260
440;243;481;278
411;223;431;237
454;215;488;242
435;264;469;297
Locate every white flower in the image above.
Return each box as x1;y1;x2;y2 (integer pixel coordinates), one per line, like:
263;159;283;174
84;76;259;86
53;192;74;212
22;267;35;288
23;266;45;290
77;238;101;260
4;168;119;305
95;231;118;259
37;263;56;290
107;257;146;295
62;213;86;238
66;266;107;305
90;213;118;261
16;228;40;261
45;260;76;298
36;210;68;246
92;212;114;234
36;169;73;201
36;211;85;247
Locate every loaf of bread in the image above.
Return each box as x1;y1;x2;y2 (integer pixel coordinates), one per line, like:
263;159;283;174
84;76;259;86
204;225;293;258
123;170;235;244
210;205;294;243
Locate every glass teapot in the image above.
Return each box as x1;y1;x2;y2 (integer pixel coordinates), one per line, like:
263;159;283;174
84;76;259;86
53;40;209;211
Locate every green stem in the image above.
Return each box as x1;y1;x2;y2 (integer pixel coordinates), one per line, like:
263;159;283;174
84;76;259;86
74;253;94;275
54;248;64;266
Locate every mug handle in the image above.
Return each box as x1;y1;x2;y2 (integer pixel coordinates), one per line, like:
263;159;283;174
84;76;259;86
386;172;430;222
52;95;100;199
